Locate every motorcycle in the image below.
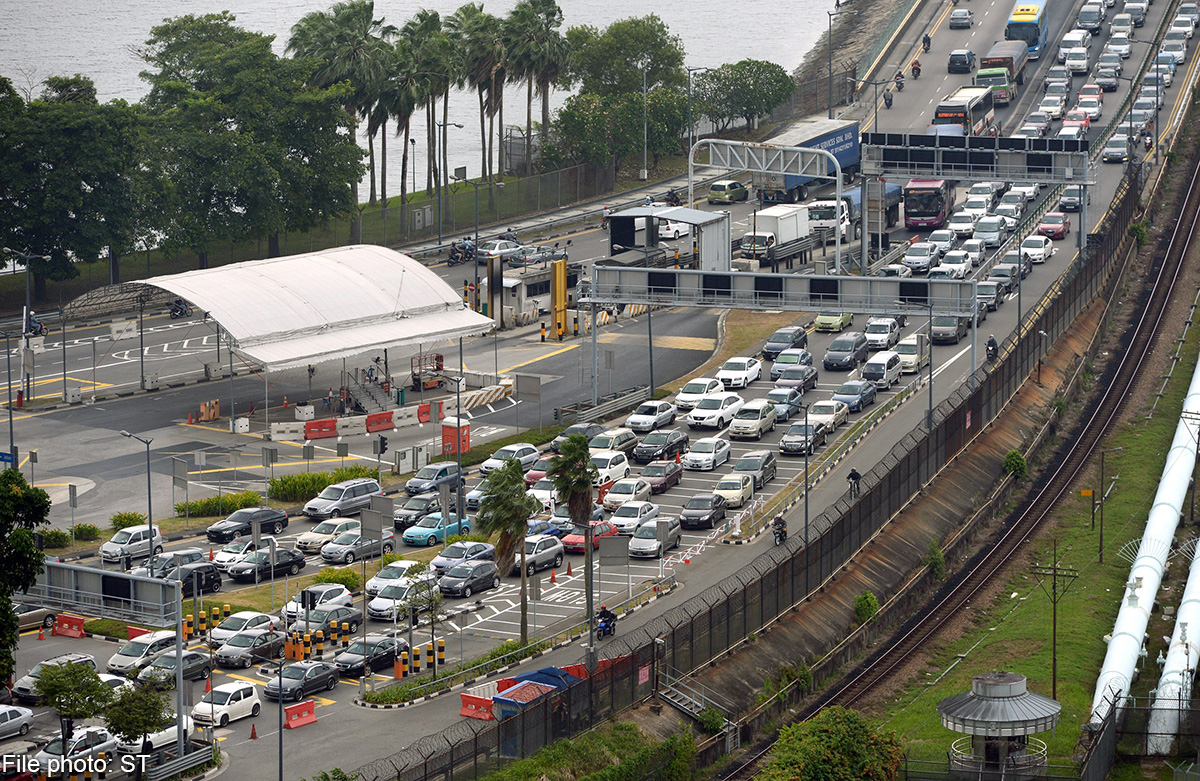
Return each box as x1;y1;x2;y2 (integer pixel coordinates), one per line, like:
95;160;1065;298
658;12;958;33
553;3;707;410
911;63;922;79
883;91;894;110
894;75;905;92
25;319;46;337
923;37;931;53
169;302;193;319
597;615;617;639
665;191;682;207
773;523;787;546
447;241;475;266
1145;134;1153;151
986;341;999;363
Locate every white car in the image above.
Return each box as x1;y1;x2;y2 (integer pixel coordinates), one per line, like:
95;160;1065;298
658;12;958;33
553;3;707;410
960;239;986;266
902;242;939;274
1065;47;1090;73
609;501;660;534
212;536;274;571
1009;183;1039;201
209;611;275;647
959;196;992;220
993;203;1022;230
875;263;913;277
926;229;957;256
1039;94;1068;119
191;681;261;728
1153;64;1175;86
117;714;194;754
1019;235;1056;264
1076;95;1103;120
295;518;359;555
602;478;652;511
527;478;559;509
1161;41;1188;65
808;399;850;430
478;443;539;475
282;583;352;622
947;211;978;237
713;473;755;508
590;450;631;485
686;391;745;429
715;357;762;389
365;559;425;597
1138;87;1164;108
681;437;731;470
476;239;523;262
939;251;971;278
34;726;118;768
625;400;677;432
658;219;691;239
674;377;722;411
1106;33;1133;57
1170;16;1195;38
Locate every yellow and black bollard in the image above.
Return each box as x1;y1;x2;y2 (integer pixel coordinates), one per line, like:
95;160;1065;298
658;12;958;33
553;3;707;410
426;642;434;673
329;623;339;647
540;322;546;342
184;614;193;641
573;314;579;336
97;752;106;781
303;632;312;660
411;646;421;675
399;650;409;678
197;610;207;634
315;629;324;658
437;638;445;669
341;622;351;648
222;604;231;621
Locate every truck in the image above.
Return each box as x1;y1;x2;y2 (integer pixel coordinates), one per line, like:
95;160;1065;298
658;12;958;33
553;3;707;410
740;204;810;263
976;41;1029;106
750;118;861;204
808;183;902;243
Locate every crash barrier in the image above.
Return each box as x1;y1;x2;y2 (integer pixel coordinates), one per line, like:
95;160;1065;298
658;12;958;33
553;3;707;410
304;419;337;440
110;321;138;341
199;400;220;421
126;625;149;640
145;747;217;781
285;700;317;729
336;416;367;437
351;173;1141;781
365;411;394;433
52;614;86;639
271;422;306;442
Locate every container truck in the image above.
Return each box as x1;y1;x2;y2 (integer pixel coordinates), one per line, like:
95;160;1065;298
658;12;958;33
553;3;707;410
975;41;1029;105
750;118;861;204
741;205;810;263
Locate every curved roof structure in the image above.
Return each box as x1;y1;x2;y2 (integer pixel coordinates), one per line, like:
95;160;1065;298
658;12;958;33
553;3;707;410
66;245;493;370
938;672;1061;737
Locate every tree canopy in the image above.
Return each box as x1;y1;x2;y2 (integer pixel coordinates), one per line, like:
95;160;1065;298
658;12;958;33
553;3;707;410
0;469;50;683
105;683;173;766
564;15;685;97
697;59;795;131
761;707;904;781
35;661;116;762
476;458;541;644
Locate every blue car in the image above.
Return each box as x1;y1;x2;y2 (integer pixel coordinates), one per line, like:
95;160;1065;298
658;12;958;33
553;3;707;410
402;512;471;547
527;519;564;538
765;388;804;421
832;380;877;412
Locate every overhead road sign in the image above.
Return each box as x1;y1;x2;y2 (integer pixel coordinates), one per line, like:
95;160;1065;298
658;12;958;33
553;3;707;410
861;133;1096;185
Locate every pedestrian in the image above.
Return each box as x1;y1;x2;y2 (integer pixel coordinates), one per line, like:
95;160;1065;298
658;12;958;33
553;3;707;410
847;468;862;498
325;387;334;412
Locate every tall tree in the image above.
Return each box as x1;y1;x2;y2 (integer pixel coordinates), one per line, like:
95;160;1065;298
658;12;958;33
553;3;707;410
0;469;50;684
564;15;686;98
105;684;172;780
476;458;540;645
288;0;396;241
35;662;115;767
446;4;496;182
374;40;421;211
696;60;795;131
547;435;598;645
401;10;453;196
511;0;570;162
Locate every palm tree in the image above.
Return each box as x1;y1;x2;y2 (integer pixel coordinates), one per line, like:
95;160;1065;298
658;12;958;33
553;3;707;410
287;0;397;241
373;40;420;211
401;10;452;196
506;4;538;175
512;0;570;166
548;434;599;634
446;4;498;181
476;458;541;645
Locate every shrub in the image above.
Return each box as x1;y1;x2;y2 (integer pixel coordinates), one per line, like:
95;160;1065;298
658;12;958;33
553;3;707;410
312;567;361;593
925;539;946;581
1003;449;1028;482
71;523;102;542
1129;220;1149;248
445;532;490;546
174;491;261;518
697;707;725;734
268;466;376;502
110;511;147;530
854;590;879;625
43;529;70;549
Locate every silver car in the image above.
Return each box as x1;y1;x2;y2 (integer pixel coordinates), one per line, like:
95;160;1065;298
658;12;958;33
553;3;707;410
319;528;396;564
303;478;381;519
0;704;33;738
628;517;682;558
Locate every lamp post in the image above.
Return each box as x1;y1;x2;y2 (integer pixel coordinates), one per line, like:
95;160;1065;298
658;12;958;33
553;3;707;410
801;402;811;592
686;66;711;162
3;248;50;400
641;64;649;181
860;78;894;131
435;122;464;247
0;331;13;467
1098;447;1123;563
120;430;154;553
827;11;856;119
410;137;417;198
452;171;504;313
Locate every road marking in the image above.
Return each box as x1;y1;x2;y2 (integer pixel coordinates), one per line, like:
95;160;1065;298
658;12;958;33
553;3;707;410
500;344;578;373
597;333;715;351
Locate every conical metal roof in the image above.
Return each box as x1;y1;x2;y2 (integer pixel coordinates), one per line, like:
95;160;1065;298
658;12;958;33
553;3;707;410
938;672;1061;737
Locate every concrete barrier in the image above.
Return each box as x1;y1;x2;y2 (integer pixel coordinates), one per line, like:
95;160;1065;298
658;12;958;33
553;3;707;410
365;411;394;433
271;421;306;442
110;321;138;341
337;416;367;437
305;419;338;440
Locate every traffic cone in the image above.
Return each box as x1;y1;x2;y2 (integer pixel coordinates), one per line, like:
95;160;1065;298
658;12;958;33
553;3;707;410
187;412;193;424
283;396;289;409
675;451;681;464
209;547;214;561
250;725;257;740
204;678;211;693
549;569;557;584
37;627;44;641
566;561;573;577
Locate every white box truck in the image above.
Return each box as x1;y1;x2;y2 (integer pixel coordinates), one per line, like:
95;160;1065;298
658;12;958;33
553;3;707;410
740;204;810;263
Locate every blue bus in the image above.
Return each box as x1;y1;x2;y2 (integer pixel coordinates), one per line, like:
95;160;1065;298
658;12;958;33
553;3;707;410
1006;0;1051;59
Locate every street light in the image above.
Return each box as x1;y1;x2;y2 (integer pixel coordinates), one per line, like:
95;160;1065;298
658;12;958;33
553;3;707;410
686;66;711;163
434;121;464;246
641;64;649;181
897;295;935;431
1098;447;1124;563
3;248;51;400
799;402;812;592
0;331;14;468
120;430;154;560
828;11;856;119
452;170;505;313
859;78;895;132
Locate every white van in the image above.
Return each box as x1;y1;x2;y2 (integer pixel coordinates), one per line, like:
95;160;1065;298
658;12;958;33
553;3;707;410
1064;47;1090;74
1058;30;1092;63
896;334;930;374
862;351;902;390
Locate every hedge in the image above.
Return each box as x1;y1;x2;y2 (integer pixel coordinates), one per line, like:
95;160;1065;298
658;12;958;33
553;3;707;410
110;511;147;530
43;529;70;549
71;523;102;541
174;490;261;518
268;466;377;502
312;567;361;593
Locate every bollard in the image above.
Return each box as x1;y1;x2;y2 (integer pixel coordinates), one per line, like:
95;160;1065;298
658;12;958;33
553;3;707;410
303;632;312;660
198;610;207;633
292;632;302;660
426;642;434;673
184;614;193;641
315;629;324;658
540;322;546;342
400;650;409;677
573;315;579;336
329;623;339;647
222;604;230;620
341;622;351;648
284;634;293;660
411;646;421;675
97;753;106;781
437;638;445;669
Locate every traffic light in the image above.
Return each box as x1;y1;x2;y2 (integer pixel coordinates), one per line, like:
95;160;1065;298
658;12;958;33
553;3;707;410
553;407;561;422
379;435;389;456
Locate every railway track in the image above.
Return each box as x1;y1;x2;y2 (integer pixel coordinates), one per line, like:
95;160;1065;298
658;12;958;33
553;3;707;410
719;158;1200;779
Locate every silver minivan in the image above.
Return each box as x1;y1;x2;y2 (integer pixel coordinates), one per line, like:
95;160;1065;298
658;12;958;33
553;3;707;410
100;526;164;564
862;351;902;389
106;630;177;675
303;477;381;519
1058;30;1092;63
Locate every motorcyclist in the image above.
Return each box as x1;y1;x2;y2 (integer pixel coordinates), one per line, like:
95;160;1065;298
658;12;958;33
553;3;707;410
644;195;654;206
894;71;906;90
501;227;518;243
883;90;894;109
986;334;999;359
847;468;862;498
666;188;682;206
772;514;787;541
25;311;41;335
922;33;931;52
1145;130;1153;151
911;59;922;79
597;604;617;631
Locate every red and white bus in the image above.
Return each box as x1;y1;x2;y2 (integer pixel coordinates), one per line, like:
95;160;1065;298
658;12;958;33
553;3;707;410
903;179;957;229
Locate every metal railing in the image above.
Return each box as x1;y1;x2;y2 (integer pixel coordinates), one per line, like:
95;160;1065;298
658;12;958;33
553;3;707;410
145;745;217;781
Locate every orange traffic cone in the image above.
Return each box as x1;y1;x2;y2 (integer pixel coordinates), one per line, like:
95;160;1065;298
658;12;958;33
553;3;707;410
566;561;573;577
209;547;214;561
250;725;258;740
187;412;193;424
37;627;44;641
675;451;681;464
204;677;211;693
283;396;289;409
549;569;557;584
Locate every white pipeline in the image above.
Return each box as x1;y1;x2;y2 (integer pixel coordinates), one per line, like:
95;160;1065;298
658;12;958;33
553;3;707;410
1089;356;1200;726
1147;541;1200;753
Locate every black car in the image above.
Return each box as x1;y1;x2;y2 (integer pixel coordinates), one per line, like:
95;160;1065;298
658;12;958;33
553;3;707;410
778;420;830;455
227;548;306;582
680;493;728;530
264;661;340;702
550;423;605;453
631;429;689;464
1058;185;1083;212
393;492;452;531
761;326;808;360
438;560;500;598
333;635;405;677
206;508;289;544
1095;67;1120;92
137;650;212;686
823;333;869;371
178;562;223;597
947;49;977;73
213;629;287;668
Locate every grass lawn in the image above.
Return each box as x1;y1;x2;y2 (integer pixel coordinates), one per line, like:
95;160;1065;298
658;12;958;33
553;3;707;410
663;309;808;394
869;323;1200;763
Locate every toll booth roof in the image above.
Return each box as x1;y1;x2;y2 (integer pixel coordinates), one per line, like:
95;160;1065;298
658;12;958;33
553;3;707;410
610;206;726;226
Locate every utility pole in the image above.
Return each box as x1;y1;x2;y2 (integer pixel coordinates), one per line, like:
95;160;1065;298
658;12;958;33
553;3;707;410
1032;540;1078;700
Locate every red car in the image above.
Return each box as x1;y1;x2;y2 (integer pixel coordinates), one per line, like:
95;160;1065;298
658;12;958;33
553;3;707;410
640;460;683;494
561;521;618;554
1062;109;1091;130
1037;212;1071;240
523;457;554;487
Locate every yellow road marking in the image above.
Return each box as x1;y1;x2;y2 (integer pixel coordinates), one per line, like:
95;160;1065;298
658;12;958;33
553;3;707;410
188;457;346;476
596;333;716;351
500;344;578;373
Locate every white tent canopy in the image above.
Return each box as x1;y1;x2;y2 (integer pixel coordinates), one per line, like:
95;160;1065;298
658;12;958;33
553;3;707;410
126;245;492;370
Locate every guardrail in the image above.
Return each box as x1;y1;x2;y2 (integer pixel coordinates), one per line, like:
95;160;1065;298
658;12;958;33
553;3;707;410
145;745;217;781
562;385;652;423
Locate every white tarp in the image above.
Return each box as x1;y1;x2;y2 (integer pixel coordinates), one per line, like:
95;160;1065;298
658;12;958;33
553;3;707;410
144;245;493;370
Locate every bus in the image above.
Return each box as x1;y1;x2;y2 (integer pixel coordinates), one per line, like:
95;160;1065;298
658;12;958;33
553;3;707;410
1006;0;1051;60
932;87;998;138
904;179;957;229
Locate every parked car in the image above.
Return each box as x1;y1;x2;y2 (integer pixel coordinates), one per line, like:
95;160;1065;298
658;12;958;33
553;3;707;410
131;548;204;579
624;401;677;433
640;460;684;493
761;326;809;360
366;576;438;622
729;399;777;440
588;428;638;454
392;494;451;532
286;605;362;637
713;473;754;508
14;604;55;632
334;635;404;677
773;365;820;392
590;450;631;484
674;377;722;411
0;704;33;739
137;650;212;686
33;727;118;769
439;560;501;598
602;478;653;511
515;535;565;575
282;584;353;623
191;681;261;728
302;477;381;519
116;713;194;755
479;443;539;475
823;333;869;371
610;501;660;535
632;429;689;464
12;653;95;704
686;392;745;429
561;521;619;553
99;526;163;564
401;512;471;547
263;660;339;702
681;437;731;471
680;493;728;530
769;348;814;380
715;357;763;389
319;528;396;564
733;450;779;489
550;423;606;452
296;518;360;554
214;629;287;668
628;517;683;559
404;462;463;496
227;548;306;582
107;630;177;675
779;420;830;456
210;611;275;647
178;562;223;597
431;541;496;577
212;537;274;571
832;380;878;412
206;507;289;544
